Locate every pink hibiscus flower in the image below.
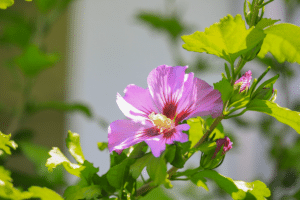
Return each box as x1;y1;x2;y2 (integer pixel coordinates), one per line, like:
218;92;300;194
108;65;223;157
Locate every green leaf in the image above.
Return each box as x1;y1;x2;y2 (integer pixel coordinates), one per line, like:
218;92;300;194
16;44;60;77
97;142;108;151
190;176;209;191
34;0;57;13
0;132;17;155
0;166;31;199
187;117;205;147
20;142;64;185
214;78;233;103
0;11;33;47
139;184;173;200
130;153;152;179
136;12;186;40
80;161;99;184
26;101;93;118
0;0;14;9
182;14;265;64
255;18;280;30
64;185;102;200
258;23;300;64
66;131;85;164
146;155;167;186
197;141;217;154
164;145;176;163
192;170;270;199
46;147;85;177
170;144;185;168
247;99;300;134
107;158;134;189
28;186;64;200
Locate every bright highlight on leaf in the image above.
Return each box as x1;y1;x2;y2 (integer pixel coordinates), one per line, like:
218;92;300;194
66;131;85;164
258;23;300;64
182;14;265;64
46;147;85;177
0;132;17;155
0;0;14;9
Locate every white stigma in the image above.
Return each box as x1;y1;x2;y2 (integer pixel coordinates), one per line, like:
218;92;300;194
148;112;173;133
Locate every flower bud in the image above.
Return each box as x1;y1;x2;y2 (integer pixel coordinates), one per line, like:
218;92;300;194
200;136;233;170
234;70;252;93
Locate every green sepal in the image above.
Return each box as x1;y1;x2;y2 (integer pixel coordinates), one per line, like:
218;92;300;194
251;74;279;99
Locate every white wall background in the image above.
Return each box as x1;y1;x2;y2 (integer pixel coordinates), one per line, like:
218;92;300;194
66;0;296;199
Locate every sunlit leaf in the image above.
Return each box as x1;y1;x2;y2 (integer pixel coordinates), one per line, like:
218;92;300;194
66;131;85;164
192;170;270;199
0;166;32;200
28;186;64;200
0;132;17;155
97;142;108;151
247;99;300;134
187;117;205;147
258;23;300;64
255;18;280;30
182;14;265;64
46;147;85;177
16;44;60;77
0;0;14;9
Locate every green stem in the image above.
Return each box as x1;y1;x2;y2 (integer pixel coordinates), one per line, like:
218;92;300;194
231;57;247;84
6;78;34;136
249;0;260;27
135;115;224;198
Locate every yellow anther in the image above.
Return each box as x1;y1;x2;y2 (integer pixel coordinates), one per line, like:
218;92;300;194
148;112;173;133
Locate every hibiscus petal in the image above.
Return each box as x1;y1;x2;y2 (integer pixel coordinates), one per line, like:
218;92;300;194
123;84;158;116
116;93;148;122
176;76;223;122
147;65;187;118
170;124;189;144
108;119;153;154
145;135;166;157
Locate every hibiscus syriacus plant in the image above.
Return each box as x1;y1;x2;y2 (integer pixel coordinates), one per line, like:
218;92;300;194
3;0;300;199
108;65;223;157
